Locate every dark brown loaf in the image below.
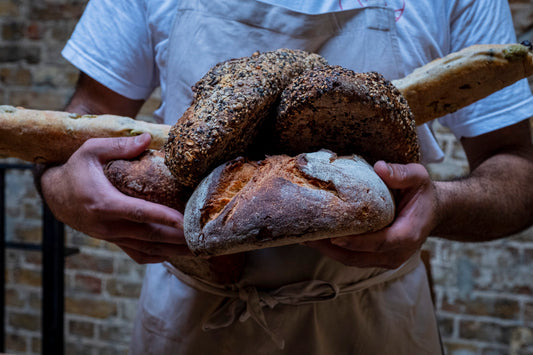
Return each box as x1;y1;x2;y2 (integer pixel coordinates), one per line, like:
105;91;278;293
105;150;191;212
164;49;328;189
184;150;395;256
275;66;420;164
104;151;245;284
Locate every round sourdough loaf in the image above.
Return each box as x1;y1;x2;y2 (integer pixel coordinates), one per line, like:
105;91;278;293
184;150;395;256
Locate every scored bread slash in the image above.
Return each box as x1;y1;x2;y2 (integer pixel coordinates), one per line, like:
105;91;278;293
184;150;395;256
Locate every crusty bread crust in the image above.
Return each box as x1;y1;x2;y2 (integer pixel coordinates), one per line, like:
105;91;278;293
393;43;533;124
184;150;395;256
164;49;328;188
275;66;419;164
0;105;170;164
104;150;191;212
104;150;244;284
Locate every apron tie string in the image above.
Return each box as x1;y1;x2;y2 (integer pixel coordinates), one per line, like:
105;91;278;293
163;251;420;350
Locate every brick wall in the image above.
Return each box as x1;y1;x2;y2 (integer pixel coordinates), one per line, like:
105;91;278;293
1;1;532;354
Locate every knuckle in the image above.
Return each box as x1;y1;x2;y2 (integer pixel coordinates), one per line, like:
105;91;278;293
112;137;129;152
127;207;147;223
146;227;163;242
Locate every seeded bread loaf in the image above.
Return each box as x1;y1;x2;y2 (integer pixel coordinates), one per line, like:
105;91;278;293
275;66;419;164
164;49;328;189
184;150;395;256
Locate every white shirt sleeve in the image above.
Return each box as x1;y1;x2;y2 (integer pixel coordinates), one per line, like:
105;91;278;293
439;0;533;138
62;0;158;100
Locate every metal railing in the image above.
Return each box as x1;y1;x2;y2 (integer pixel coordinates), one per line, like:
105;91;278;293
1;162;78;355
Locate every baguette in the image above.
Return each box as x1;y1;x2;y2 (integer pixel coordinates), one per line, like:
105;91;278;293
0;105;170;164
393;43;533;125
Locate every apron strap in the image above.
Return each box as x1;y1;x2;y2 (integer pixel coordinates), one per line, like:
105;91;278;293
163;250;421;349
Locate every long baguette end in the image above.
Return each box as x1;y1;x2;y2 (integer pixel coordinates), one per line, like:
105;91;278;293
393;43;533;125
0;106;170;163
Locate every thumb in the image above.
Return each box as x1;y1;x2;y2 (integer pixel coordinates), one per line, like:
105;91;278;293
374;161;429;190
80;133;152;163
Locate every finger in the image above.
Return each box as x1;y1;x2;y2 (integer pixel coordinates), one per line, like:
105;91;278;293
96;194;184;229
331;215;421;253
113;238;192;258
80;133;152;163
374;161;429;190
118;245;168;264
305;239;408;269
104;220;186;245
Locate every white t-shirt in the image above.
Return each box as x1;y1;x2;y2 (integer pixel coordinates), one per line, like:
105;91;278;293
63;0;533;141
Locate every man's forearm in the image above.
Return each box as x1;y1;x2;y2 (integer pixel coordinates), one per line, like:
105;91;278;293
431;152;533;242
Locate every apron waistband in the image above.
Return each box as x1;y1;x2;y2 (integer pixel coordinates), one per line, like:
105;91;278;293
163;250;422;349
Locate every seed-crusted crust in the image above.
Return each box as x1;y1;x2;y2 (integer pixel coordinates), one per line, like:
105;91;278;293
164;49;328;188
275;66;420;164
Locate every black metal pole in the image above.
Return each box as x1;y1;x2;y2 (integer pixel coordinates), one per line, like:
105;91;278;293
0;168;5;352
41;203;65;355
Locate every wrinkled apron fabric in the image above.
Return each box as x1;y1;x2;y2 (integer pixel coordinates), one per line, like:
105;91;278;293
131;0;443;354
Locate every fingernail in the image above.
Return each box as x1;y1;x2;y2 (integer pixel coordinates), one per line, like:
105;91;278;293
386;163;393;177
134;132;149;144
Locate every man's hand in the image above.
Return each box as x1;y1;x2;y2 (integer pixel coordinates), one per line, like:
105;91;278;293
306;161;438;269
41;133;191;264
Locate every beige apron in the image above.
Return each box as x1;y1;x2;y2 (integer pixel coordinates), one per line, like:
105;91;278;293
131;1;443;354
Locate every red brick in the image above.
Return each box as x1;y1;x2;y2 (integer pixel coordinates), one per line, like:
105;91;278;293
0;0;19;17
1;21;24;41
442;294;520;320
5;287;25;307
106;278;142;298
24;251;43;266
65;297;117;319
5;333;27;353
73;273;103;294
25;22;44;40
29;3;86;21
0;66;33;86
459;320;512;343
11;267;42;287
98;323;133;342
68;319;95;337
526;302;533;322
9;89;71;110
14;224;42;244
0;45;41;64
8;311;41;331
31;336;41;354
65;252;114;274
